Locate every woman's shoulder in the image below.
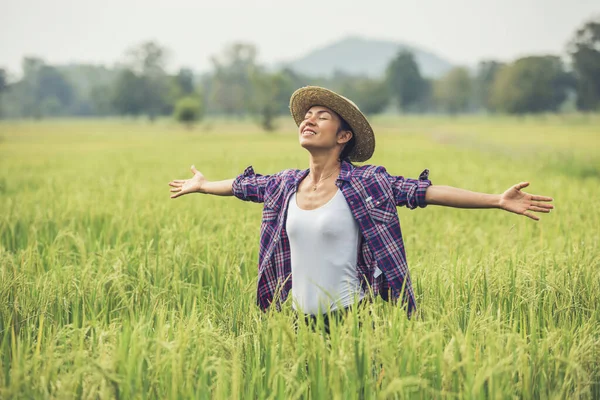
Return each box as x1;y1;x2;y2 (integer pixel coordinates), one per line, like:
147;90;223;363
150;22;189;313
275;168;306;179
349;163;389;178
267;168;308;188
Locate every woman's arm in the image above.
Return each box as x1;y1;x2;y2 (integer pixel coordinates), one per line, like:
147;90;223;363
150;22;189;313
199;179;235;196
425;182;554;221
169;165;276;203
425;185;500;208
169;165;234;198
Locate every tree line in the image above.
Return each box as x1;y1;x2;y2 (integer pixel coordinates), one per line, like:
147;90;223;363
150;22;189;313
0;18;598;129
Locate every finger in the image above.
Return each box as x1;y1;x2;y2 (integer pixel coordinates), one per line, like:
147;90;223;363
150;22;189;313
531;195;553;202
170;187;182;193
191;165;199;174
168;182;182;188
529;205;550;213
523;211;540;221
515;182;529;190
531;202;554;209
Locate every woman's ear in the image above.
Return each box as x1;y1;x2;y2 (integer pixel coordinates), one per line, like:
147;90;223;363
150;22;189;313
337;130;352;145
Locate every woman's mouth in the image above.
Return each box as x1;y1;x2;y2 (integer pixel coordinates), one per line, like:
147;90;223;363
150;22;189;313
302;129;317;136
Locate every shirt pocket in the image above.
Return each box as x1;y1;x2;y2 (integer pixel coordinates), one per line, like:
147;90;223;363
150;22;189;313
262;190;283;222
365;194;396;224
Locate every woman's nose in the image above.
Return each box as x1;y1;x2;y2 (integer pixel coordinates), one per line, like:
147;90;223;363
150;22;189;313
305;117;317;125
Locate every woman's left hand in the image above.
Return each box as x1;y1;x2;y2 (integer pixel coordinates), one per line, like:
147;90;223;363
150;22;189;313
499;182;554;221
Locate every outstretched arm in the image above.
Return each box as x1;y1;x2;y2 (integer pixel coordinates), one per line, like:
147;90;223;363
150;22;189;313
169;165;234;198
169;164;274;203
425;182;554;221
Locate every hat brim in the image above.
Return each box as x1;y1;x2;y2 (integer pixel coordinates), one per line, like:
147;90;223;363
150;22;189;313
289;86;375;162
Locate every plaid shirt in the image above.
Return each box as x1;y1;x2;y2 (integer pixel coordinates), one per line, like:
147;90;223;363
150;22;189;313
232;160;431;315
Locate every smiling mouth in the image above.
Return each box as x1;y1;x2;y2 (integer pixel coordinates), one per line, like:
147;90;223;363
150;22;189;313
301;129;317;136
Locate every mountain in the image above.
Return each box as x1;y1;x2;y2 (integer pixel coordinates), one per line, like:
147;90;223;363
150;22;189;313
276;36;454;79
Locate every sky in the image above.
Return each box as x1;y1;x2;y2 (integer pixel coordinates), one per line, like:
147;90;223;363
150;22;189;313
1;0;598;76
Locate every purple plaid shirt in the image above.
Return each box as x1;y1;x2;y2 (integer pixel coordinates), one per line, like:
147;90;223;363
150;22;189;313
232;160;432;315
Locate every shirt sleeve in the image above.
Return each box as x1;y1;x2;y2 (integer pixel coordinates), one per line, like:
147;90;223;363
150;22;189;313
231;165;275;204
382;168;432;209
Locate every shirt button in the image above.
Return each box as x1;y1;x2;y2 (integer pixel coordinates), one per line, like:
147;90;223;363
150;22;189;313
350;201;354;204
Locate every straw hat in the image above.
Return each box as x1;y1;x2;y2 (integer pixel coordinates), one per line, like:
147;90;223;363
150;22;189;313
289;86;375;162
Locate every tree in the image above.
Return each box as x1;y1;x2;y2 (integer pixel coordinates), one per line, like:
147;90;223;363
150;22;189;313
339;78;390;115
0;69;6;94
568;17;600;111
434;67;473;114
167;68;197;111
0;68;7;117
36;65;74;112
90;84;114;116
55;64;120;116
174;68;195;96
474;60;504;111
251;70;295;131
111;69;145;116
122;41;171;120
209;43;259;116
489;56;572;114
126;41;168;76
15;58;44;118
10;58;75;118
385;50;427;112
174;96;204;129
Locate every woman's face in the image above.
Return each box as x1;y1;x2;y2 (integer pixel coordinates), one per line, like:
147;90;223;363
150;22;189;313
298;105;351;155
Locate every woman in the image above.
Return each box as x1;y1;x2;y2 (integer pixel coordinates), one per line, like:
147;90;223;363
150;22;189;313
168;86;554;327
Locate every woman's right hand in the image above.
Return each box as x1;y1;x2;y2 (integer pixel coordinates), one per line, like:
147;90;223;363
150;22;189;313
169;165;207;198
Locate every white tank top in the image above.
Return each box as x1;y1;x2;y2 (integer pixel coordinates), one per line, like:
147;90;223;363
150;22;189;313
286;188;365;315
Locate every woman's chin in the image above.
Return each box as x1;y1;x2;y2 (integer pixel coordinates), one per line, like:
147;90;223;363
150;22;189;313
299;138;313;148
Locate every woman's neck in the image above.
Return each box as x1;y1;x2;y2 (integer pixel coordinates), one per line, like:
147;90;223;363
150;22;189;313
308;154;341;182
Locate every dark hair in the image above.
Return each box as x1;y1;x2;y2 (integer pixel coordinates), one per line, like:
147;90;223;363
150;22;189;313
337;117;356;163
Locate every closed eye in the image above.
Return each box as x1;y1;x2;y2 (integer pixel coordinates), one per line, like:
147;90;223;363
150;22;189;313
304;110;331;120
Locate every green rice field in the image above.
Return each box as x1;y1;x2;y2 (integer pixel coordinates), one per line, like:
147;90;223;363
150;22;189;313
1;114;599;399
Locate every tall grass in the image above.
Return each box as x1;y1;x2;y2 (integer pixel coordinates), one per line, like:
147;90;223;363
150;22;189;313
0;115;599;399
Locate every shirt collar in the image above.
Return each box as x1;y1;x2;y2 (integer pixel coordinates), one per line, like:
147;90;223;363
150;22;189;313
338;159;354;182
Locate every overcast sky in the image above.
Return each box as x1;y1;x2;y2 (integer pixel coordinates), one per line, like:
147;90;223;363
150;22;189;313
1;0;598;75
